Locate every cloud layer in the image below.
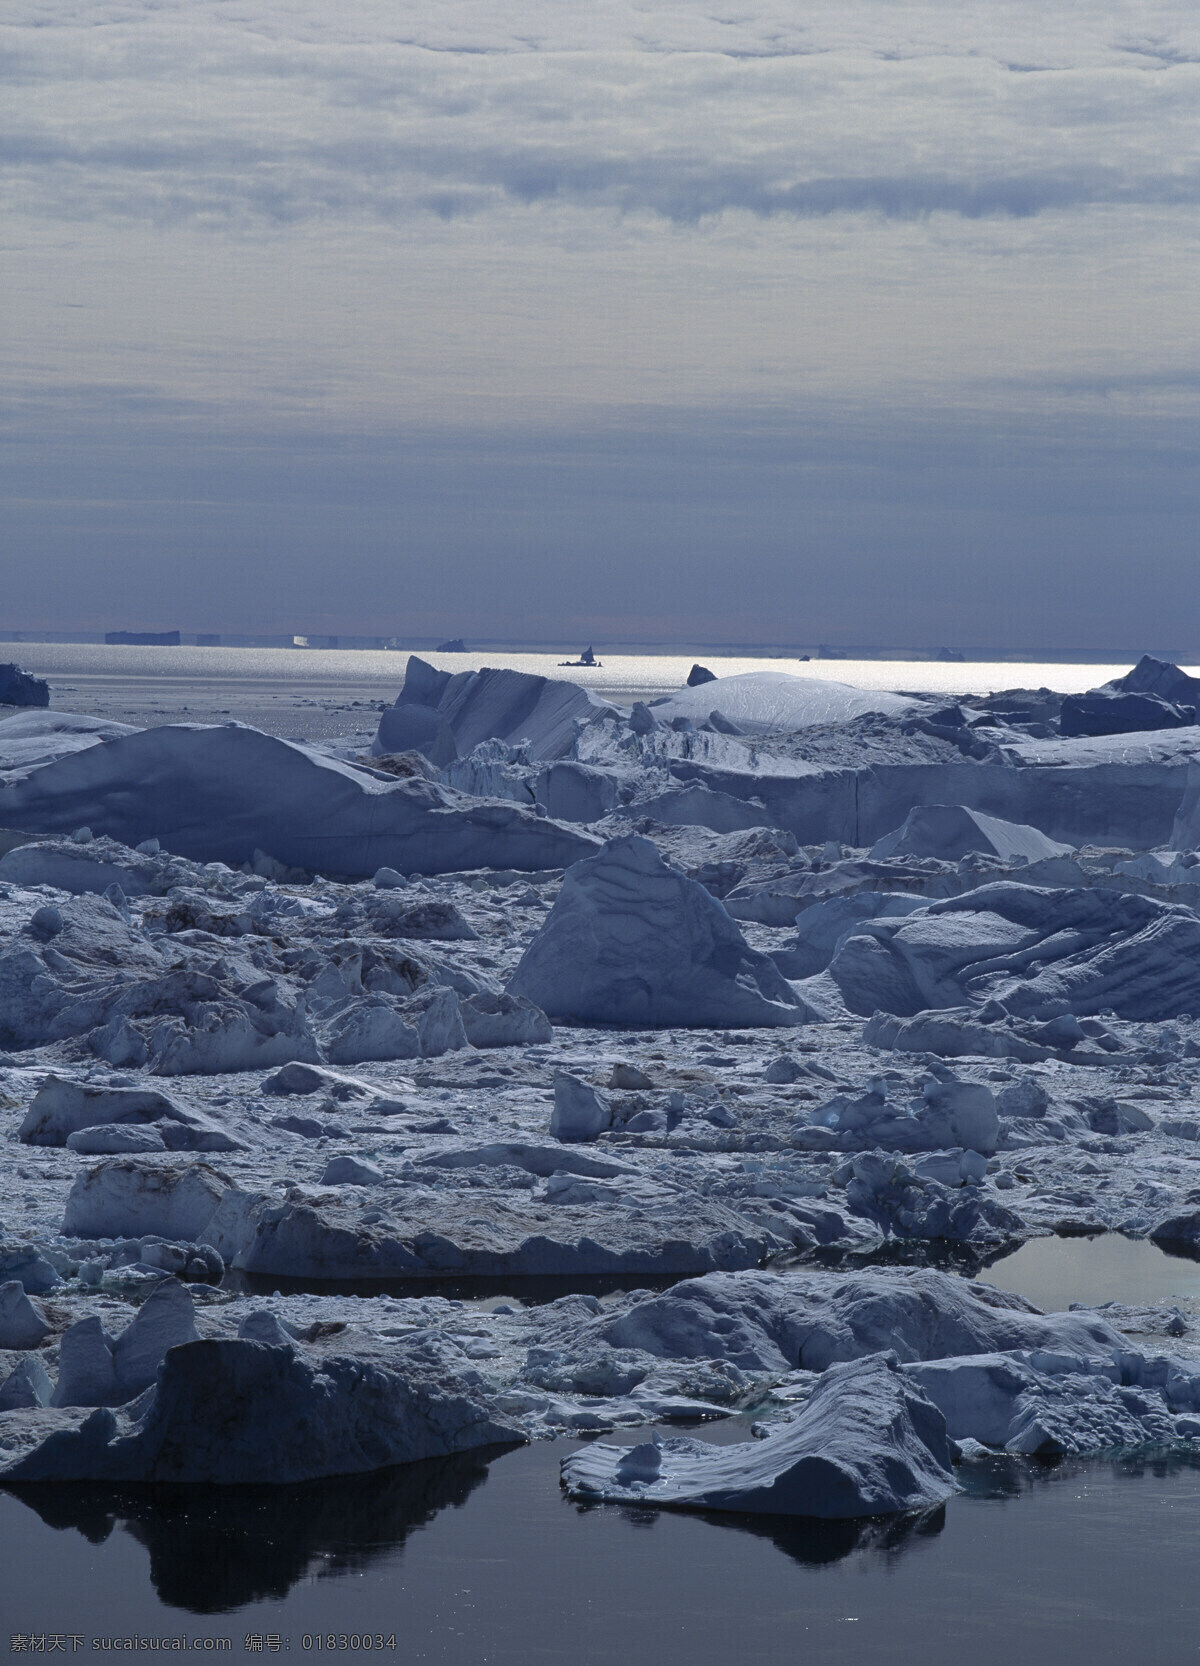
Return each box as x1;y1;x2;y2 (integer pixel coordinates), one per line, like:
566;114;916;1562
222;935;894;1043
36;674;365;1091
3;1;1200;647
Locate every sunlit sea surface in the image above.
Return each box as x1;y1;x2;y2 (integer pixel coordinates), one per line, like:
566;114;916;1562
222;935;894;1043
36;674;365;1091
11;642;1173;699
7;644;1183;740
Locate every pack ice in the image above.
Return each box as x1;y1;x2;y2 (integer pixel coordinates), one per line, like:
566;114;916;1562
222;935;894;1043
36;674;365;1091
5;656;1200;1503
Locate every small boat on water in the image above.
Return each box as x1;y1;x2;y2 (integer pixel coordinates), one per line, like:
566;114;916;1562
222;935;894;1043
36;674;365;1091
559;645;601;667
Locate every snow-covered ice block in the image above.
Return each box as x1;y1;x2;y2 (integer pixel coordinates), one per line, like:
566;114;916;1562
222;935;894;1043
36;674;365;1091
907;1350;1183;1455
0;836;160;897
0;1244;60;1294
416;1143;631;1180
50;1315;119;1408
0;710;137;776
863;1009;1054;1063
561;1352;955;1518
378;656;619;763
260;1062;379;1098
320;1155;384;1186
372;866;407;889
110;1278;199;1397
550;1072;612;1142
0;1356;53;1409
66;1124;168;1154
647;672;918;735
237;1310;294;1347
148;1001;319;1076
459;990;552;1048
61;1159;227;1242
509;835;807;1029
832;881;1200;1021
764;893;928;972
0;720;599;876
219;1189;787;1280
616;783;778;835
596;1268;1126;1375
323;1000;420;1065
370;897;478;940
5;1335;525;1484
20;1076;204;1147
411;986;469;1056
800;1077;999;1156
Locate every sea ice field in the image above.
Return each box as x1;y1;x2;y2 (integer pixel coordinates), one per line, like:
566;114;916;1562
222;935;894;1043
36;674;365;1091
6;647;1200;1658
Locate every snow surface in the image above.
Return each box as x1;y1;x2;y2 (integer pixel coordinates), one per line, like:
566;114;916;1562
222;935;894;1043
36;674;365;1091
646;672;919;733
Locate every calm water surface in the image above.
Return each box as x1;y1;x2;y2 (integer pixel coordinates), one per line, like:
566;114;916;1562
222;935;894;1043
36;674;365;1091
979;1235;1200;1314
4;1438;1200;1665
4;645;1171;737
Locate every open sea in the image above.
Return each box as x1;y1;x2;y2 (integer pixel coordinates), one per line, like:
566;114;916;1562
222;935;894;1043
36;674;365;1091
3;643;1181;740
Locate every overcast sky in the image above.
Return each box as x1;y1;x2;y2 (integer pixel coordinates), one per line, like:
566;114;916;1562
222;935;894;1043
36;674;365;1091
4;0;1200;652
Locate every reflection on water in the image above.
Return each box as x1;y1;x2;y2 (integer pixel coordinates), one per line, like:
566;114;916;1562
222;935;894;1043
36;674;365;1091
3;1444;946;1616
7;1437;1200;1664
976;1233;1200;1313
956;1443;1200;1502
7;1450;504;1613
580;1496;948;1570
17;642;1152;707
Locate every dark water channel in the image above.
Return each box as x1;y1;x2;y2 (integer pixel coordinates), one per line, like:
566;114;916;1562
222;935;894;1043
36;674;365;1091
5;1440;1200;1665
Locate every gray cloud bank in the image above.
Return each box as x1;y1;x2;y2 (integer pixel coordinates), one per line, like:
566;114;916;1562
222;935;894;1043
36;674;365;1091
3;0;1200;649
4;7;1200;228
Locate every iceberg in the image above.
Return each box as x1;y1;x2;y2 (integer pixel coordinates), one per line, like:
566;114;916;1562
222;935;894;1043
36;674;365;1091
561;1352;955;1518
509;835;808;1028
646;672;919;734
0;721;599;876
375;657;620;763
0;664;50;709
829;881;1200;1021
4;1335;523;1484
869;805;1074;864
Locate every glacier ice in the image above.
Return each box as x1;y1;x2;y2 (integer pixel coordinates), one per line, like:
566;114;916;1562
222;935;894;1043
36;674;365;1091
561;1352;955;1518
6;656;1200;1499
0;721;599;877
509;835;807;1028
6;1335;523;1484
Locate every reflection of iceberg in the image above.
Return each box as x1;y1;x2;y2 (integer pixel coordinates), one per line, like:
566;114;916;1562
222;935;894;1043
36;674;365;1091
5;1449;499;1614
571;1493;947;1569
697;1499;947;1569
955;1444;1200;1504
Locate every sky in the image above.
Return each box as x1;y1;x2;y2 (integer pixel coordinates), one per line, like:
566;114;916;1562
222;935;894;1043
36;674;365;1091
3;0;1200;653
